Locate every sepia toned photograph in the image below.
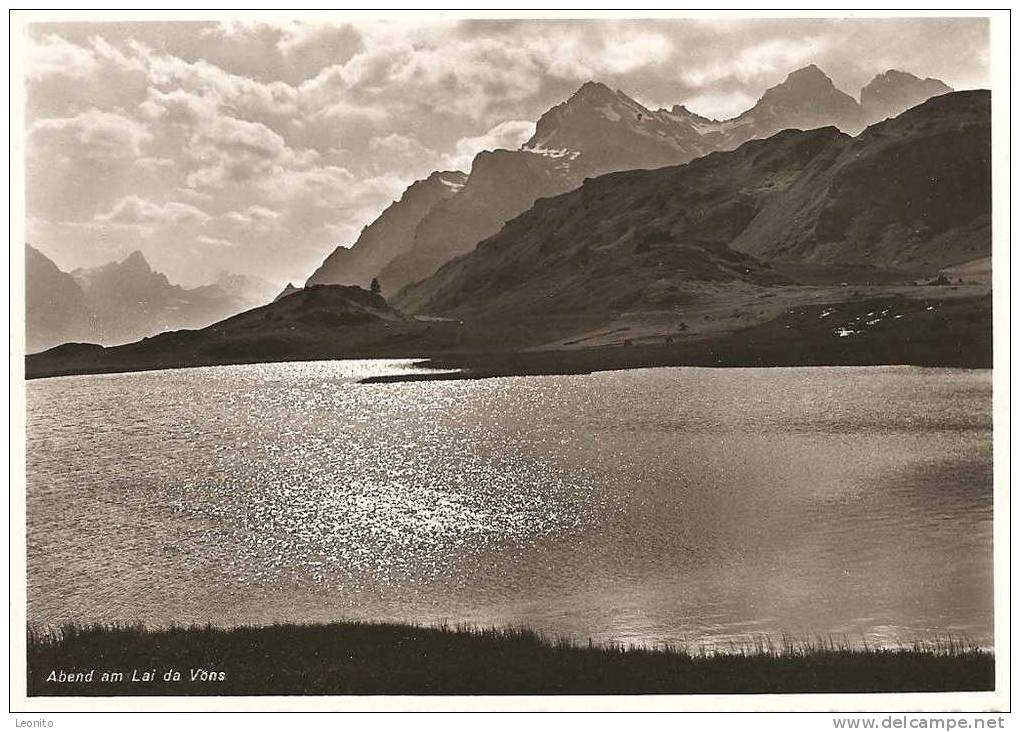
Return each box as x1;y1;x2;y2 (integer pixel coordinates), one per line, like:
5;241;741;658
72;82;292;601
10;10;1007;712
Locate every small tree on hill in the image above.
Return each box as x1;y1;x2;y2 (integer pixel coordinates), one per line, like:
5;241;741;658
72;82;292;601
370;277;381;295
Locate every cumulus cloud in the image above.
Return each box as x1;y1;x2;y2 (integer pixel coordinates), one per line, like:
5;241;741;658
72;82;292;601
370;133;433;157
262;165;403;209
598;32;673;74
201;18;357;56
95;195;211;226
184;115;319;188
137;156;176;171
139;86;318;188
446;120;536;170
365;133;446;177
27;34;99;79
35;33;299;120
139;87;220;126
680;90;758;121
200;20;271;41
145;51;298;119
682;37;827;87
308;96;388;123
519;27;675;79
196;234;237;248
275;21;362;58
249;204;281;219
30;109;152;158
223;204;283;226
256;165;408;240
296;23;547;125
174;187;214;203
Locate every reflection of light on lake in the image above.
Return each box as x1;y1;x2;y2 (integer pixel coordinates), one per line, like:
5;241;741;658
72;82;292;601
169;361;602;588
27;362;993;649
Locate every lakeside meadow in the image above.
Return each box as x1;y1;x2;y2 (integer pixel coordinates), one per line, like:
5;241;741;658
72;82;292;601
28;621;994;696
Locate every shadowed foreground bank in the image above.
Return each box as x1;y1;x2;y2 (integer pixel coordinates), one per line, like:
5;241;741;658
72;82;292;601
27;622;994;696
26;293;992;381
364;295;992;383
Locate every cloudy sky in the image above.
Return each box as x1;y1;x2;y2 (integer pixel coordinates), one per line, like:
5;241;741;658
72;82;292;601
22;16;989;287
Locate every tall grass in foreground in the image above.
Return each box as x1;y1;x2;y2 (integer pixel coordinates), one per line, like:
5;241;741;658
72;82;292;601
27;620;994;696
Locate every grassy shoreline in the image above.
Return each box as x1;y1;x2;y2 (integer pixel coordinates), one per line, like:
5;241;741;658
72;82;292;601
25;293;991;381
364;294;993;383
27;621;994;696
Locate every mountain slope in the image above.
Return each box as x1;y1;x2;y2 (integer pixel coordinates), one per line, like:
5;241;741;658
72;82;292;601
730;90;990;268
306;170;466;289
308;66;952;299
522;81;718;175
274;282;301;302
375;150;575;294
26;245;96;352
397;91;989;319
396;127;840;317
861;70;953;124
375;83;746;296
716;65;868;149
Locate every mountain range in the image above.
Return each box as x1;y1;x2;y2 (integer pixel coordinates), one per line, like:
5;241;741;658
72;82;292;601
27;87;992;379
305;170;467;290
25;246;279;352
397;90;989;321
305;65;956;297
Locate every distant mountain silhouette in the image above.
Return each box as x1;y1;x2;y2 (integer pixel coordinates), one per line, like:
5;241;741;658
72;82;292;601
274;282;301;302
26;285;463;378
208;271;279;307
307;65;953;298
26;248;280;352
860;70;953;125
26;245;95;352
713;64;868;148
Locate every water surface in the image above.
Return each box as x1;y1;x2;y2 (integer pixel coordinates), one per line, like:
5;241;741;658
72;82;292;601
27;361;993;647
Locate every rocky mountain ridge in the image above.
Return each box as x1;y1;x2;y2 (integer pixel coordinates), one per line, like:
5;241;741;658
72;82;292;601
396;91;989;320
306;65;956;298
